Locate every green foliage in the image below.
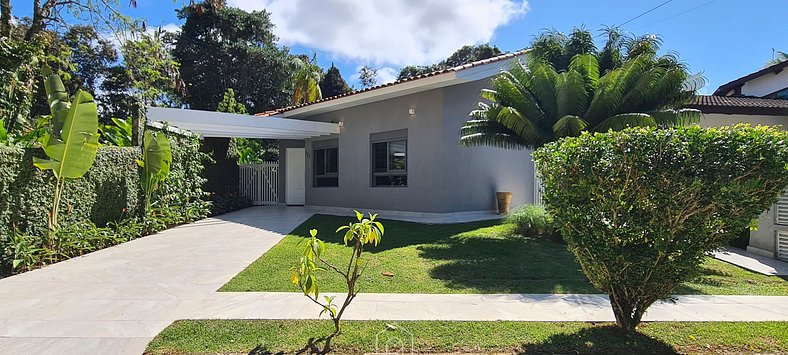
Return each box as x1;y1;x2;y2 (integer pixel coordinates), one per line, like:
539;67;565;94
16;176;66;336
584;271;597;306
0;37;43;135
34;67;101;234
398;44;502;80
460;53;701;149
533;125;788;331
216;88;248;114
173;2;292;111
290;54;323;105
121;30;185;107
319;64;351;98
140;130;173;211
99;117;133;146
504;204;558;241
290;211;385;352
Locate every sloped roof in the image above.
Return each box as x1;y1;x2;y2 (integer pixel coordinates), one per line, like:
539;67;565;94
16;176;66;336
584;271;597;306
686;95;788;116
713;60;788;96
256;49;529;117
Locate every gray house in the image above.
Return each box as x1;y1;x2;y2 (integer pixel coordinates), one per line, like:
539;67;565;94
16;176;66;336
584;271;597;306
150;51;536;222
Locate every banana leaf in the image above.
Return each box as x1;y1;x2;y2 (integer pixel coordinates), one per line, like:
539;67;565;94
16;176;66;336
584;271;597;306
140;130;172;191
33;90;100;179
41;66;70;137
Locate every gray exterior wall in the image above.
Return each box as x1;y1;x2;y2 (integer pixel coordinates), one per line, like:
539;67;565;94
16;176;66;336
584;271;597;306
298;79;534;213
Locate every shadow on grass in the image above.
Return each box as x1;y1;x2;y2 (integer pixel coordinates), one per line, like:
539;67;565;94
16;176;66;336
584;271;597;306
419;235;597;294
517;325;678;354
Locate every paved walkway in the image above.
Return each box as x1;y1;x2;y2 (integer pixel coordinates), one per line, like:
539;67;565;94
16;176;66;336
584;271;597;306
714;247;788;276
1;207;788;355
0;207;313;355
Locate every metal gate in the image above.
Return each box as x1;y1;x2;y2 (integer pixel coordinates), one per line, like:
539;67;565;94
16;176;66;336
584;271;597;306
239;162;279;205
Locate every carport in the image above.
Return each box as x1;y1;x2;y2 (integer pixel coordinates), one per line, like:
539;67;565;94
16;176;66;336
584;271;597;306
146;107;341;206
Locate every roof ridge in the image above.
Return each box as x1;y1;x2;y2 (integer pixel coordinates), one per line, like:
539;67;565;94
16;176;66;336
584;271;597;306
255;49;529;117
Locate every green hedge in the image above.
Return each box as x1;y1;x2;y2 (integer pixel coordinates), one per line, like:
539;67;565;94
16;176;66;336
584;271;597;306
0;130;211;252
0;146;141;237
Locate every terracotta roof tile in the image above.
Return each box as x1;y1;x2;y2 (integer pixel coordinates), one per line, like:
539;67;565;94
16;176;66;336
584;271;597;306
255;49;529;117
686;95;788;116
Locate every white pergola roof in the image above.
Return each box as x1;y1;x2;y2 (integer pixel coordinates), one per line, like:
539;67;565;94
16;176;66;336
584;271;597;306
146;107;340;139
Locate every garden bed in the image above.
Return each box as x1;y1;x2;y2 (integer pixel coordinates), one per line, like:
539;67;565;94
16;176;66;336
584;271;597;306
220;215;788;295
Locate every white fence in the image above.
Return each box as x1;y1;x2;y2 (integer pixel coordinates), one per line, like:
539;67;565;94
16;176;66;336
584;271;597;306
239;162;280;205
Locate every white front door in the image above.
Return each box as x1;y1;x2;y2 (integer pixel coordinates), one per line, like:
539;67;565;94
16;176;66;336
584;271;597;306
285;148;306;205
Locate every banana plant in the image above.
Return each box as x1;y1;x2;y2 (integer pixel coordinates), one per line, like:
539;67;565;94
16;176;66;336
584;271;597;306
99;117;133;147
33;66;100;237
138;130;172;212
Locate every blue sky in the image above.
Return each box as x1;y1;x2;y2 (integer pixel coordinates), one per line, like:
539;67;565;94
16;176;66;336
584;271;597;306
11;0;788;93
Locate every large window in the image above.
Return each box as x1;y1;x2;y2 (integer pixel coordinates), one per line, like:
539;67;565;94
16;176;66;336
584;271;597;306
313;140;338;187
371;130;407;187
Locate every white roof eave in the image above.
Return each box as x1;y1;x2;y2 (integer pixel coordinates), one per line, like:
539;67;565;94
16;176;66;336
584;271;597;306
146;107;340;139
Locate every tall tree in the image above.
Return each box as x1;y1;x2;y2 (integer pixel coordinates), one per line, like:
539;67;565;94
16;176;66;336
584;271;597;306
173;1;292;112
1;0;136;41
290;54;323;105
398;44;502;80
319;64;351;98
460;54;702;149
62;25;118;95
358;66;378;88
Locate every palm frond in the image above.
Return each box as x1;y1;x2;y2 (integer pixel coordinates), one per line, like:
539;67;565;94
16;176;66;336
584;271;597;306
649;109;701;127
556;70;589;118
459;119;532;149
553;114;588;138
592;113;656;132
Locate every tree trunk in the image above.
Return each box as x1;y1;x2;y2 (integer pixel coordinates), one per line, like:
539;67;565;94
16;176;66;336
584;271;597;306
608;288;647;332
0;0;11;38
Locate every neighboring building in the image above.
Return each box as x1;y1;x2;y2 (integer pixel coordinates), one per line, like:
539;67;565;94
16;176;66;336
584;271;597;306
687;60;788;261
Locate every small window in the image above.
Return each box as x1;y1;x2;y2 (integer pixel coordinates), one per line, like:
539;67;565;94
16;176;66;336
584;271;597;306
371;130;407;187
313;140;338;187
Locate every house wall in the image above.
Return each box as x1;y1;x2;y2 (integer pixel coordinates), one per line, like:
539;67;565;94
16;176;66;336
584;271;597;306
299;79;534;214
303;87;448;213
440;79;535;212
700;112;788;257
736;69;788;97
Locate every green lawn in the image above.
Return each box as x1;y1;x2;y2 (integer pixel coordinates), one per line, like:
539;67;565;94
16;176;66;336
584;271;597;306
145;319;788;354
220;215;788;295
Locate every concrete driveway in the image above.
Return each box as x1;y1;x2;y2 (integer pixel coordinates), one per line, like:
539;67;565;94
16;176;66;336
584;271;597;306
0;206;313;355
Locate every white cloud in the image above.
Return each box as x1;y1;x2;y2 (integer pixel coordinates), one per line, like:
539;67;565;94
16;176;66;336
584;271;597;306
227;0;528;66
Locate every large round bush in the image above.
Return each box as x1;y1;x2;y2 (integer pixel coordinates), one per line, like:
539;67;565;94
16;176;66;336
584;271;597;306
533;125;788;330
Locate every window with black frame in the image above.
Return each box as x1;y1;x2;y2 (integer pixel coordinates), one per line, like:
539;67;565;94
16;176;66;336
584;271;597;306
371;130;407;187
313;140;338;187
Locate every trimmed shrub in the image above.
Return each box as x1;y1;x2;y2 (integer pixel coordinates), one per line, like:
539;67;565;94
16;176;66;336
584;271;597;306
504;204;558;241
533;125;788;331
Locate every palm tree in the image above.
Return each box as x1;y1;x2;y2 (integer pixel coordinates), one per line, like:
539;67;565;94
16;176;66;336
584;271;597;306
290;54;323;105
460;54;703;149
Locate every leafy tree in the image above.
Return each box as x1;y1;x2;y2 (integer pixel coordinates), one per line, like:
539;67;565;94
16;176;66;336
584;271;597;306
173;1;292;112
398;44;502;80
319;64;351;98
460;54;702;149
529;26;666;74
1;0;136;40
533;125;788;331
217;88;278;163
291;212;385;352
62;25;118;95
122;29;185;108
290;54;323;105
358;65;378;88
0;38;43;134
767;50;787;66
97;65;136;121
217;88;248;114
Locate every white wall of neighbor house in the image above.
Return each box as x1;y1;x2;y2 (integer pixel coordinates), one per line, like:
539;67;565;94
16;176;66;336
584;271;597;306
728;69;788;97
297;79;533;214
700;113;788;258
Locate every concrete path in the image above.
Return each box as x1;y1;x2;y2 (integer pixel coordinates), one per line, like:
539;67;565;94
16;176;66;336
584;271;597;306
185;292;788;322
0;206;313;355
714;247;788;276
